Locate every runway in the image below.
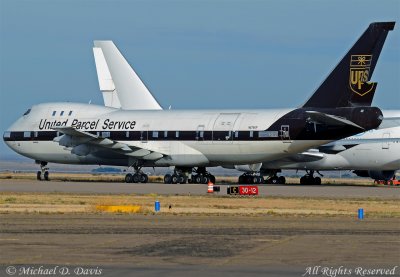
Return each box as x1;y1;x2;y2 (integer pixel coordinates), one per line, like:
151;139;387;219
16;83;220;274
0;179;398;198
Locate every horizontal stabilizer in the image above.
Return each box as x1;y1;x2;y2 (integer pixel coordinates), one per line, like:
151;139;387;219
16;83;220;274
377;117;400;130
306;111;364;129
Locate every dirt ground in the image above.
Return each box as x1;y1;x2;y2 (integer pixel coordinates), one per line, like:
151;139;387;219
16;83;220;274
0;213;399;269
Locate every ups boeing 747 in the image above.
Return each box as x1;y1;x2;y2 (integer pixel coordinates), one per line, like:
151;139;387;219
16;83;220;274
3;22;395;184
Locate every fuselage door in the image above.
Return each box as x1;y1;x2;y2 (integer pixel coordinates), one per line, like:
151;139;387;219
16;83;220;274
196;125;205;142
212;113;240;143
382;132;390;149
141;124;149;143
280;125;290;141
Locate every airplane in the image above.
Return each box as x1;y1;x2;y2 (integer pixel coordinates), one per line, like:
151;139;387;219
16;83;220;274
236;111;400;185
92;24;399;185
2;22;395;185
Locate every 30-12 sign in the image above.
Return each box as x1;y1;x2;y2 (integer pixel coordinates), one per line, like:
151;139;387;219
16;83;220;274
227;186;258;195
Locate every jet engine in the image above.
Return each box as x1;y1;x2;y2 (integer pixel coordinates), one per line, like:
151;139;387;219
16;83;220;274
353;170;396;181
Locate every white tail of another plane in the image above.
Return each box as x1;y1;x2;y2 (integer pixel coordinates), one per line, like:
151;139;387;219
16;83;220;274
92;41;162;110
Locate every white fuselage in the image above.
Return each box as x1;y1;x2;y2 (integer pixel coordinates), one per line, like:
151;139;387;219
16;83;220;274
4;102;331;167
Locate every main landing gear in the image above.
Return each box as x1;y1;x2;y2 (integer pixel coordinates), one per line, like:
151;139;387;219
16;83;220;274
36;161;50;181
164;167;216;184
300;170;322;185
238;173;264;184
264;174;286;185
125;167;148;183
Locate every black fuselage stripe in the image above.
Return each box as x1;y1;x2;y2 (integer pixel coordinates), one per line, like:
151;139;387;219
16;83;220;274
3;130;286;142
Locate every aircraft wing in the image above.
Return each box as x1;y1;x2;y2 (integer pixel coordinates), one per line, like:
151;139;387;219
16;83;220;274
306;111;364;129
53;126;165;160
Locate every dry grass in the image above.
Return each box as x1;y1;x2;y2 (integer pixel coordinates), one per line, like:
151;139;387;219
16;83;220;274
0;192;398;217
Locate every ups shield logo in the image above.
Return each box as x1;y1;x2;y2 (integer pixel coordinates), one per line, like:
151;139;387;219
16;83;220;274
349;55;375;96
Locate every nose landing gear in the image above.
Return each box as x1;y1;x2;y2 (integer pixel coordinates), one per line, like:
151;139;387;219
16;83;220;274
36;161;49;181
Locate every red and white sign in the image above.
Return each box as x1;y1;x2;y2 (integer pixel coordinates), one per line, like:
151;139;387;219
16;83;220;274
239;185;258;195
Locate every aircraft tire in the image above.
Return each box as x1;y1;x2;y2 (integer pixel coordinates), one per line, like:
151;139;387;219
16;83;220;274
132;174;140;183
164;174;172;184
36;171;42;181
202;176;209;184
43;171;49;181
177;175;185;184
314;177;321;185
278;176;286;184
140;174;148;183
171;175;178;184
195;175;202;184
125;173;133;183
209;175;216;184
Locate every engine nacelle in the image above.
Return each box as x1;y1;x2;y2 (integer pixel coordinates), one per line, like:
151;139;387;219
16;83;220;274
353;170;396;181
234;163;262;172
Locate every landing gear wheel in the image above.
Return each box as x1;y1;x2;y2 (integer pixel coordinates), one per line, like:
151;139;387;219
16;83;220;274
271;177;279;184
314;176;321;185
278;176;286;184
132;174;140;183
43;171;49;181
171;174;178;184
209;175;216;184
177;175;186;184
140;174;148;183
195;175;202;184
36;171;42;181
125;173;133;183
164;174;172;184
202;175;209;184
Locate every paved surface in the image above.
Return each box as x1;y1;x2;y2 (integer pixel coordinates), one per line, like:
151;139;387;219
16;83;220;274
0;179;399;198
1;214;399;277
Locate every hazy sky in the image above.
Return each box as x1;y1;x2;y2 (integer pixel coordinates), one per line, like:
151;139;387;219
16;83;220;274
0;0;399;158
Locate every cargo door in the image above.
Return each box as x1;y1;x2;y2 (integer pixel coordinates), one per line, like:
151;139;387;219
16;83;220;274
212;113;240;143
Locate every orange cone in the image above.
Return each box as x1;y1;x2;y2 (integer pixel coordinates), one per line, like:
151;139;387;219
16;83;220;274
207;180;214;193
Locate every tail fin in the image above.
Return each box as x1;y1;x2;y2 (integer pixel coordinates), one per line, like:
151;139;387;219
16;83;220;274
92;47;122;108
93;41;162;110
303;22;395;108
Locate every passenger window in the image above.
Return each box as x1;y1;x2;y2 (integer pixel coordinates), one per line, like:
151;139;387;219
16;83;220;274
68;111;73;116
101;132;110;138
250;131;253;138
126;131;129;138
234;131;239;138
60;111;64;116
34;132;38;138
52;111;56;116
23;131;31;138
164;131;168;138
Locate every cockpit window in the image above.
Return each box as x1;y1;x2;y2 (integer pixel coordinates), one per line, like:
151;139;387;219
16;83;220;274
23;109;31;116
3;132;11;138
